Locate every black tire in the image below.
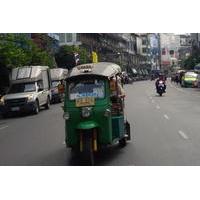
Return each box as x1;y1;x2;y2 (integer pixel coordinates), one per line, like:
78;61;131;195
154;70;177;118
44;96;50;109
119;137;127;148
159;92;162;96
33;100;39;114
125;121;131;141
82;135;94;166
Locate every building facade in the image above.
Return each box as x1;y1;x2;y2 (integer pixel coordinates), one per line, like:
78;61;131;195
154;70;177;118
57;33;154;73
149;33;160;70
160;33;180;72
31;33;60;54
59;33;81;46
178;34;192;67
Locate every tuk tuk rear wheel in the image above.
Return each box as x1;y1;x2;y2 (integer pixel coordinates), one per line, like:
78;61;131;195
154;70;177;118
119;137;127;148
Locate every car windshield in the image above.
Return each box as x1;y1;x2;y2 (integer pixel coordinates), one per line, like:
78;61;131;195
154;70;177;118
52;80;60;87
69;79;105;100
8;82;36;94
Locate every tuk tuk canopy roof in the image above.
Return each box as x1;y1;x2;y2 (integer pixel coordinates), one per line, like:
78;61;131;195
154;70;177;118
67;62;121;79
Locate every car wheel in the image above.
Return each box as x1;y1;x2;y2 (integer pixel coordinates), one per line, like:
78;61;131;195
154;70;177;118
34;100;39;114
44;96;50;109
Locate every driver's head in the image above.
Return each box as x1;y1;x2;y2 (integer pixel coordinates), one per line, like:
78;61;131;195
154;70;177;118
159;74;164;79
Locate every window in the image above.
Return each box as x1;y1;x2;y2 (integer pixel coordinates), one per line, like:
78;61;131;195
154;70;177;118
76;33;81;42
162;48;166;55
66;33;73;42
142;48;147;53
52;80;61;87
142;39;147;45
8;82;36;94
37;80;44;90
59;33;65;43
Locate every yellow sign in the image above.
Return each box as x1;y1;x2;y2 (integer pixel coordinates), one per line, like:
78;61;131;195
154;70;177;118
92;51;98;63
75;97;95;107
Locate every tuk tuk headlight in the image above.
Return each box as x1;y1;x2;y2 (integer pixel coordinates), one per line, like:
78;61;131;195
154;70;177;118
0;96;5;105
81;107;92;118
63;112;70;120
104;108;111;117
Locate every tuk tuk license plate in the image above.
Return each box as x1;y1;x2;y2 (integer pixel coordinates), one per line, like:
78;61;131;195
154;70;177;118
75;97;95;107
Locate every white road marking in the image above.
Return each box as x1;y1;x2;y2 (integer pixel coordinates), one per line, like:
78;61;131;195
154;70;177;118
178;130;189;140
156;105;160;109
164;114;169;120
0;126;8;130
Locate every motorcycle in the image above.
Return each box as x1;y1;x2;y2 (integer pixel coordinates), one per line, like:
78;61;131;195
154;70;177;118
157;80;165;96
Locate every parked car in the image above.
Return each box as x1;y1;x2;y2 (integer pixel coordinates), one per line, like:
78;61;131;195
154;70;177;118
0;66;51;117
181;71;198;88
50;68;68;103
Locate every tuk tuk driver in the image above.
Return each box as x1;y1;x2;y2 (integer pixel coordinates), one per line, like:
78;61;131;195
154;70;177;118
110;76;125;98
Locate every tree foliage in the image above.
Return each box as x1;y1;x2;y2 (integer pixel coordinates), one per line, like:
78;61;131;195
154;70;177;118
183;55;200;70
0;34;55;69
55;45;90;69
183;46;200;70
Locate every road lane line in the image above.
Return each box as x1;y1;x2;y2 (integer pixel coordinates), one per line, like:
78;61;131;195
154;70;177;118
164;114;169;120
156;105;160;109
0;126;8;130
178;130;189;140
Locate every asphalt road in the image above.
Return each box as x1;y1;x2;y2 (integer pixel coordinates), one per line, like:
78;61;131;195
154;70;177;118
1;80;200;165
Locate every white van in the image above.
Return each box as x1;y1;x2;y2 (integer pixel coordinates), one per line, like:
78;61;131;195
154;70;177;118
0;66;51;116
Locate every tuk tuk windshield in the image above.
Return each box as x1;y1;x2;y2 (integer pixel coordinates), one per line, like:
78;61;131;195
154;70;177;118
69;79;105;100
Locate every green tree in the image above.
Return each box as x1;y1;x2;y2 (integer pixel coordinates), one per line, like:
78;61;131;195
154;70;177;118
55;45;90;68
183;55;200;70
0;33;56;69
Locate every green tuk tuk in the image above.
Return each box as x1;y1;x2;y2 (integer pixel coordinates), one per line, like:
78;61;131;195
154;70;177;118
63;62;131;165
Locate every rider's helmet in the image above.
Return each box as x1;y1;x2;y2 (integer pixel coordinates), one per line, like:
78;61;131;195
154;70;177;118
158;73;164;80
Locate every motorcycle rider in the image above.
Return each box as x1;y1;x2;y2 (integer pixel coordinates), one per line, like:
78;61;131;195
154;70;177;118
155;73;166;93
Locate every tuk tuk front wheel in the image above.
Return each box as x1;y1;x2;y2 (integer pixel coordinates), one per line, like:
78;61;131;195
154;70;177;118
81;135;95;166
